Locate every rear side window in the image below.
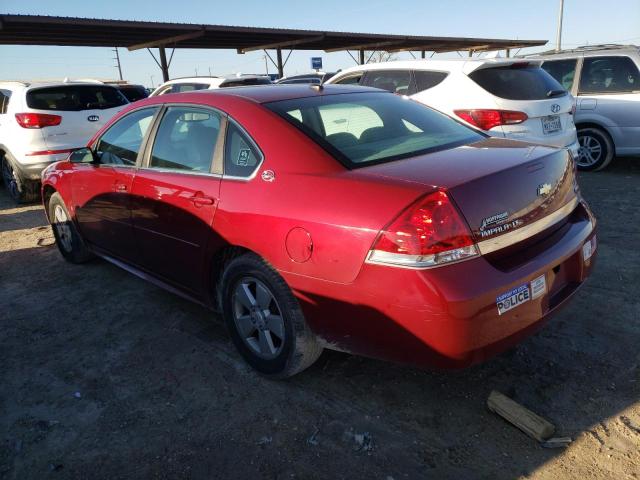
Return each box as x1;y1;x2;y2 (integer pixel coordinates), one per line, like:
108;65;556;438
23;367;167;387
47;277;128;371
27;85;128;111
221;78;271;88
469;64;566;100
541;59;578;90
224;121;262;178
170;83;209;93
0;90;10;114
118;86;148;102
413;71;448;92
150;107;221;172
579;56;640;94
96;108;158;166
364;70;412;95
333;73;364;85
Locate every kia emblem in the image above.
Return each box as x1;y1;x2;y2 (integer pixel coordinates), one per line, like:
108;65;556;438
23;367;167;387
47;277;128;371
87;115;99;122
551;104;561;114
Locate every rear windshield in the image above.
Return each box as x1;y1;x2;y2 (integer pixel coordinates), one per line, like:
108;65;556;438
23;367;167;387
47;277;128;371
469;64;567;100
265;92;482;168
27;85;128;111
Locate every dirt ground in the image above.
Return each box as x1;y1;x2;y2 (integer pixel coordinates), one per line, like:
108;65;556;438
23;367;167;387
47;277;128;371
1;159;639;480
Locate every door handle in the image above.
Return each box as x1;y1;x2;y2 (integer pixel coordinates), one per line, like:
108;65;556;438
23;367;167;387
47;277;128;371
189;194;216;206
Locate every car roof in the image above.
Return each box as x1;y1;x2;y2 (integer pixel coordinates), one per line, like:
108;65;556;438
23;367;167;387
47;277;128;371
153;84;384;104
331;57;542;77
0;81;120;90
524;45;639;60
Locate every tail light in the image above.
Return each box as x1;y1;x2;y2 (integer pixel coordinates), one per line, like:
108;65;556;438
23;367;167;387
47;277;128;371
367;190;479;268
15;113;62;129
454;109;528;131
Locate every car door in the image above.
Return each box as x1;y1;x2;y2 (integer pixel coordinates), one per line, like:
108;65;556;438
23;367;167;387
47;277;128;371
129;105;224;295
71;107;159;261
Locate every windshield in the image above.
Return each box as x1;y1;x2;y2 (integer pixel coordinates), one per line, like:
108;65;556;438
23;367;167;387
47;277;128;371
27;85;129;111
265;92;482;168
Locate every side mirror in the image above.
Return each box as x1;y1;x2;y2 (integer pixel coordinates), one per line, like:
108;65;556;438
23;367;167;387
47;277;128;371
69;147;97;164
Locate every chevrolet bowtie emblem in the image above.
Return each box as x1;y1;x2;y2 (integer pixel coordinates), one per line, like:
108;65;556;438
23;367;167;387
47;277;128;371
537;183;552;196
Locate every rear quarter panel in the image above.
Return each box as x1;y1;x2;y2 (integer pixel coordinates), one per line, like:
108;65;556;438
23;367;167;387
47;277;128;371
211;100;424;284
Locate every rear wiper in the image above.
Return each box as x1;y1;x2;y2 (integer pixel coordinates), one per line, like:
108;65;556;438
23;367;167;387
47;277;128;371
546;89;566;98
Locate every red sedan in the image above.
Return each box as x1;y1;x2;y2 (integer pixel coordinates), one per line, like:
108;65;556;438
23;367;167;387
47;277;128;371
41;85;597;378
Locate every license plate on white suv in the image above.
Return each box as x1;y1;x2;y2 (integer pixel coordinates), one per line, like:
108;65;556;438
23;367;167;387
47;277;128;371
542;115;562;135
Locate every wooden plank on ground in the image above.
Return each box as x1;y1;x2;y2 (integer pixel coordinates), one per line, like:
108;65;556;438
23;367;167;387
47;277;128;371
487;390;556;442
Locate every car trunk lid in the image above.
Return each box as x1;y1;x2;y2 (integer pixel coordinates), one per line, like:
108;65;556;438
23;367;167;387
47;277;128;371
358;138;578;246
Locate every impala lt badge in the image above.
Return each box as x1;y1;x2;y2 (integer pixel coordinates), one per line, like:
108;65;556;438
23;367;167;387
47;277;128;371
87;115;99;122
551;104;561;113
537;183;552;196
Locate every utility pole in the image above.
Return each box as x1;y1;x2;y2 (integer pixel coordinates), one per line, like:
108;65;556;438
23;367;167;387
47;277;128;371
556;0;565;52
264;55;269;75
209;67;212;76
113;47;123;81
150;75;155;88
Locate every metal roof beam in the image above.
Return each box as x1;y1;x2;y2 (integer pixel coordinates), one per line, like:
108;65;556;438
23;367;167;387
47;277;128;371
127;29;205;51
238;35;324;53
324;40;405;53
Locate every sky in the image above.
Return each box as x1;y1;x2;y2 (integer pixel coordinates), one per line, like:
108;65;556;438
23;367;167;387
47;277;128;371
1;0;639;87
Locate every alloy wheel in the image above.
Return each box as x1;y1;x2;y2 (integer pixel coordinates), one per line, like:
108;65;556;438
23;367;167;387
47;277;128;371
577;134;603;168
232;276;286;359
53;204;73;252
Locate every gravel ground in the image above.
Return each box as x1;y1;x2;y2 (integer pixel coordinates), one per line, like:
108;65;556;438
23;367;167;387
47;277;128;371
1;159;639;480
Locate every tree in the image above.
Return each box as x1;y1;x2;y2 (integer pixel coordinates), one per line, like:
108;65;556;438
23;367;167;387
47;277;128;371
365;51;398;63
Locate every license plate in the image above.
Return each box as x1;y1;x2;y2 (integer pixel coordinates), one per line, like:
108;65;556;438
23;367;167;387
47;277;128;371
542;115;562;135
496;284;531;315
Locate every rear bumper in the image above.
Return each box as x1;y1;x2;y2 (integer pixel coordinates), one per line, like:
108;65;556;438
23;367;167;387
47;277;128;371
284;201;596;369
11;152;73;181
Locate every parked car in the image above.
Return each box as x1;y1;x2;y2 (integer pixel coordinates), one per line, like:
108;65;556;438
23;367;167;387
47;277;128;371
42;85;597;378
527;45;640;171
326;59;579;159
0;81;128;203
149;75;272;97
276;72;337;85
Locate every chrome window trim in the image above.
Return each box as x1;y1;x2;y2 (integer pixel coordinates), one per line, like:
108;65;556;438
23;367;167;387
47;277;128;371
476;197;586;255
135;166;222;178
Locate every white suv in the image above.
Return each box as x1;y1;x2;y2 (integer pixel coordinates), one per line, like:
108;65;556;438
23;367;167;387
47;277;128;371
0;81;128;203
149;75;272;97
326;58;579;157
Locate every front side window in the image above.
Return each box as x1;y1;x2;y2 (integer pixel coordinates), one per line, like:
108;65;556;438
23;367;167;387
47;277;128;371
95;108;158;165
266;92;482;167
364;70;412;95
27;85;128;111
150;107;221;172
579;56;640;94
224;121;262;178
541;59;577;90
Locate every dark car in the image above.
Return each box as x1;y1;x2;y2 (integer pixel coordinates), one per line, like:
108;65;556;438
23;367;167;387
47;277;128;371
276;72;337;85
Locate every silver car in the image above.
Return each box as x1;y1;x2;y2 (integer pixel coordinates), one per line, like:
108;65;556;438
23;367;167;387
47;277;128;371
529;45;640;171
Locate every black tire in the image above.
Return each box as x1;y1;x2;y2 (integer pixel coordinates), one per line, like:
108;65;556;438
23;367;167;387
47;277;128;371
221;253;322;378
48;192;94;264
576;127;614;171
1;155;38;203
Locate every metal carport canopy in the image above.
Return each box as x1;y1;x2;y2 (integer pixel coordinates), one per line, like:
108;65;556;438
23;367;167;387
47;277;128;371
0;14;547;80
